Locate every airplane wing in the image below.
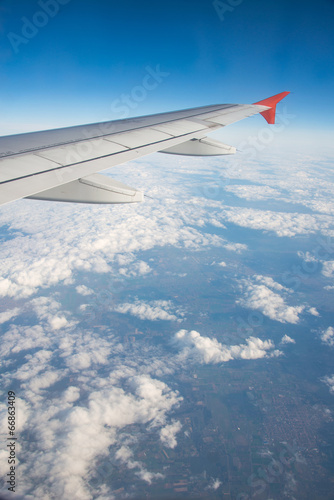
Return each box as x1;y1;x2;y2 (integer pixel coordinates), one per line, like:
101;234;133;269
0;91;289;206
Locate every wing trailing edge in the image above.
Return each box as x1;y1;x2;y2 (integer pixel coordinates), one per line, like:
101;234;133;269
160;138;236;156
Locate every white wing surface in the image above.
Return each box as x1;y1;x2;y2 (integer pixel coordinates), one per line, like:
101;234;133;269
0;92;290;206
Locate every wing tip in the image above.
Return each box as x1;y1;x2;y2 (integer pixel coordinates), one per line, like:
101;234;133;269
253;91;290;124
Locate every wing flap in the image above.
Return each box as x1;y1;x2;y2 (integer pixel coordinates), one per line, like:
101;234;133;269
160;138;236;156
28;173;143;204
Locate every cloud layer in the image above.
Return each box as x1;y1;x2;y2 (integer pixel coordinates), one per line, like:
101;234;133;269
1;149;333;498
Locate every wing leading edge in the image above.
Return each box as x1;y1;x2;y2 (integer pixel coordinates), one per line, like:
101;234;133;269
0;92;290;206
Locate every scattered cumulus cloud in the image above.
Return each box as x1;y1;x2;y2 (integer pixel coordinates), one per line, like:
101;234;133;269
253;275;288;292
207;478;222;490
114;299;184;322
322;375;334;394
0;307;21;324
280;335;296;345
172;330;280;365
322;261;334;278
0;324;51;358
238;277;304;324
76;285;94;296
119;260;152;277
309;307;320;316
223;242;247;253
12;351;54;392
320;327;334;347
49;315;68;330
115;446;164;484
31;296;75;331
28;370;63;394
160;420;182;449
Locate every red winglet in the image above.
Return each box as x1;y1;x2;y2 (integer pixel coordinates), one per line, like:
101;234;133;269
254;91;290;124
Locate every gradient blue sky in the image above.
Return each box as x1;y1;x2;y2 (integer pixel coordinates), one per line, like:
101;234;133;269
0;0;333;145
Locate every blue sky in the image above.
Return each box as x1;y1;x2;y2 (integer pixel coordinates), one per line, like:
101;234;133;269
0;0;333;144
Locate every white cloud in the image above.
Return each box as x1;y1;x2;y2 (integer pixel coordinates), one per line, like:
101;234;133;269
0;255;74;299
209;218;226;228
118;260;152;277
13;350;53;381
218;261;227;267
0;307;21;324
135;261;152;275
309;307;320;316
207;478;222;490
230;337;282;360
115;445;164;483
221;207;332;238
61;332;113;371
172;329;233;364
31;297;75;331
238;277;304;324
224;242;247;253
63;386;80;403
114;299;183;322
254;275;288;292
0;324;51;357
322;261;334;278
49;315;68;330
280;335;296;345
172;330;280;364
322;375;334;394
225;184;282;201
160;420;182;449
28;370;63;393
76;285;94;296
137;469;164;483
320;327;334;347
